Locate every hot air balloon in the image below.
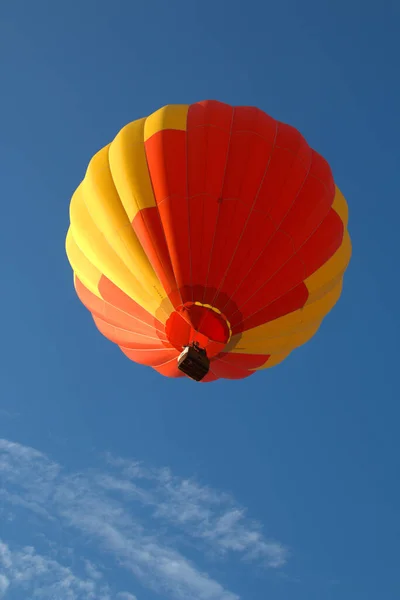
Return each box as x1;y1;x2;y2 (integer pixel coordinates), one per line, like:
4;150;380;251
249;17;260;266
65;100;351;382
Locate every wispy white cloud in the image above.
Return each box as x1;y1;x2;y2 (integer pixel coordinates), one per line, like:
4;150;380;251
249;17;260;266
84;559;103;581
102;456;288;568
0;540;113;599
0;438;288;600
54;474;239;600
0;574;10;598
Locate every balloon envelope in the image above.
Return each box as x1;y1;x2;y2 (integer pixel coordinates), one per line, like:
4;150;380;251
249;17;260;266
66;100;351;382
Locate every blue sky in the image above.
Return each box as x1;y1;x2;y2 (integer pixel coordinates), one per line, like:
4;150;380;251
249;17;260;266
1;1;399;598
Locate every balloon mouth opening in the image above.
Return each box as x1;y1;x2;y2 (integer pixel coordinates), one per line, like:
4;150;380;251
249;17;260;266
165;302;231;358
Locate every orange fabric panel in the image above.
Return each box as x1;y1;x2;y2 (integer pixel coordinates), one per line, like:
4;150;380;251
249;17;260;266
98;277;167;330
75;277;166;338
145;129;192;304
131;207;176;300
120;346;178;367
93;316;168;349
153;360;185;378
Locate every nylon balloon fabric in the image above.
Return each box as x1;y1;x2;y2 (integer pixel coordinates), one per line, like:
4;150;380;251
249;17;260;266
66;100;351;382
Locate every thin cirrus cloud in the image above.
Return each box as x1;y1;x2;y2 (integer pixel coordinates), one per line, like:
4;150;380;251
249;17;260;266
0;574;10;597
0;540;119;600
0;439;288;599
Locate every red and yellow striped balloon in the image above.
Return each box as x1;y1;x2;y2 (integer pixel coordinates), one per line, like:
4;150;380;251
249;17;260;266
66;100;351;382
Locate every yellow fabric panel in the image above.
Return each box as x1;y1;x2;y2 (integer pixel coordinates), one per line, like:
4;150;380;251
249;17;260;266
69;184;169;322
253;350;292;370
233;282;342;344
231;188;351;358
144;104;189;141
233;321;322;355
80;144;169;308
332;185;349;227
231;281;342;355
304;186;350;304
305;231;351;304
108;118;157;221
65;228;102;298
